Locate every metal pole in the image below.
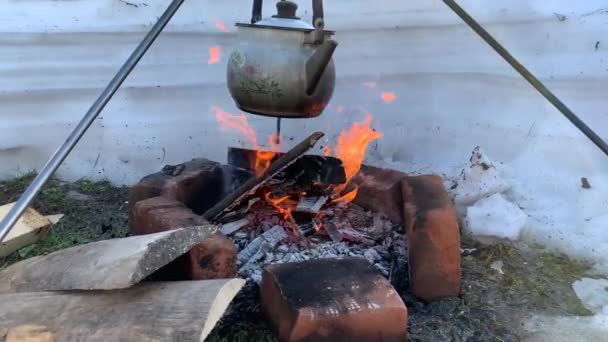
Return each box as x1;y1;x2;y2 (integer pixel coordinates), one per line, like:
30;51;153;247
0;0;186;242
442;0;608;157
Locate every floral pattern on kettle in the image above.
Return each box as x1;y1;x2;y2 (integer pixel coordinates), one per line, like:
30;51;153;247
229;51;284;99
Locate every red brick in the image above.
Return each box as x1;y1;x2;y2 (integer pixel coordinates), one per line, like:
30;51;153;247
401;175;461;302
188;233;237;280
131;196;206;235
130;196;237;281
128;158;223;223
352;165;407;224
159;159;224;214
260;257;408;342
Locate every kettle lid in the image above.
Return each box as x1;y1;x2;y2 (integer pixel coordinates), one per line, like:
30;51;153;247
249;1;314;30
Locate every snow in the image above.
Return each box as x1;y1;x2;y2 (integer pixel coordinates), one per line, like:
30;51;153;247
573;278;608;314
523;309;608;342
452;147;511;209
1;0;608;278
523;278;608;341
464;193;527;240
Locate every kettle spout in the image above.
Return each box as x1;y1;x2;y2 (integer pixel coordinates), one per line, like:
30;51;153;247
305;39;338;95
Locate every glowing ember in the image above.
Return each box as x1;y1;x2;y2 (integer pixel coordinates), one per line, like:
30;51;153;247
208;46;221;64
265;193;298;233
215;21;230;33
381;92;397;103
337;105;344;113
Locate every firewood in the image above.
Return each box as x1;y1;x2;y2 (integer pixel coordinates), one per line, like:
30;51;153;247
0;225;218;293
0;279;245;342
228;147;346;185
203;132;325;221
0;203;59;258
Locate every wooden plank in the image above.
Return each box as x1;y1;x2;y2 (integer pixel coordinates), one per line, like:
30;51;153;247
0;279;245;342
0;203;52;258
0;224;218;293
203;132;325;221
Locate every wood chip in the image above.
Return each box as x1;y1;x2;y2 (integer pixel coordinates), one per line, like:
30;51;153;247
0;203;52;258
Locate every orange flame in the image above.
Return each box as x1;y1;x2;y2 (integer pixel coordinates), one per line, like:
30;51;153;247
213;106;277;177
324;114;383;203
333;188;358;203
215;21;230;33
213;106;258;146
208;46;221;64
335;114;384;183
381;92;397;103
264;193;299;233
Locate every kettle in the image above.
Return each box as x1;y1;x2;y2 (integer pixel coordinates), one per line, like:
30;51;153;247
227;0;338;119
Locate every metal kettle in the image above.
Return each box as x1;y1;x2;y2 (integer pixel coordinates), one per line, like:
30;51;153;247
227;0;338;119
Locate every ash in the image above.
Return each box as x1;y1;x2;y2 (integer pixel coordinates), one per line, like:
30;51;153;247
225;201;408;284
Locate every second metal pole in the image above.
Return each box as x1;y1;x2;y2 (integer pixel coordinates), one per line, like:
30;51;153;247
0;0;186;242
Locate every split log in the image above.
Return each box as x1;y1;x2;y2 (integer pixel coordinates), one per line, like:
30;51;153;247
0;279;245;342
228;147;346;185
204;132;325;221
0;225;218;293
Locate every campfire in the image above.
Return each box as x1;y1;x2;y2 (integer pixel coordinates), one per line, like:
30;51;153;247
125;107;460;341
208;107;401;283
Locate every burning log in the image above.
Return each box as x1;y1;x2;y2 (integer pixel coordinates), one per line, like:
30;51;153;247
227;147;346;185
203;132;324;221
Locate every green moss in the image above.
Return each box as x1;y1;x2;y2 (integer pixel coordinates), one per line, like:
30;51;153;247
468;238;593;317
0;173;129;268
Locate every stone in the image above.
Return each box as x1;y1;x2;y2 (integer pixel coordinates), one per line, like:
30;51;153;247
131;196;206;235
130;196;237;281
402;175;461;302
189;233;238;280
128;158;223;222
260;257;408;342
352;165;407;224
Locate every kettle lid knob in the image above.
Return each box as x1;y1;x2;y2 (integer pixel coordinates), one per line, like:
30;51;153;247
273;0;300;19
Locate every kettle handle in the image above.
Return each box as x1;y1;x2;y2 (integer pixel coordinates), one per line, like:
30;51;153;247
312;0;324;29
252;0;263;24
251;0;325;28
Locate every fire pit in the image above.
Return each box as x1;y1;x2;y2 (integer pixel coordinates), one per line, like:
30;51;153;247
128;114;461;340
